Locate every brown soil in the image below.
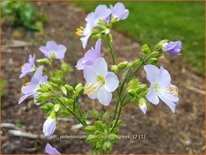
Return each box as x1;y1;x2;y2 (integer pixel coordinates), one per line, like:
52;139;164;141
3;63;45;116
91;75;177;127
1;2;205;154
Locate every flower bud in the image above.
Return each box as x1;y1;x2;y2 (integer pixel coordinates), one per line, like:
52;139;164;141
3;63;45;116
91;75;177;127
43;111;56;136
61;63;70;73
118;61;128;70
54;104;60;112
151;51;161;58
111;65;118;73
75;83;84;95
37;58;51;66
127;89;136;97
139;97;147;114
156;40;168;50
61;86;67;95
65;84;74;92
141;44;150;54
132;59;141;67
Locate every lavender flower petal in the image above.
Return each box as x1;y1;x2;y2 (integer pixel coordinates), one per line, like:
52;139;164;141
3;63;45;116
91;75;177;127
45;143;61;154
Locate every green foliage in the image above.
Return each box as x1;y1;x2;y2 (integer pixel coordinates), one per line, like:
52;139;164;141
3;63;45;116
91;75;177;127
84;119;120;153
1;0;47;33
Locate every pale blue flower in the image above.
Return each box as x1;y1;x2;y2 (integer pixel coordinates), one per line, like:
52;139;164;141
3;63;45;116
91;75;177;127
110;2;129;20
76;39;101;70
163;41;182;55
83;58;119;106
78;5;111;49
18;66;48;104
39;41;67;59
144;65;179;113
19;54;35;78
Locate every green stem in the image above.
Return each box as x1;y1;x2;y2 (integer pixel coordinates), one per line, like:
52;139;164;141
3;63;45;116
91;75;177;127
57;97;87;126
106;35;116;65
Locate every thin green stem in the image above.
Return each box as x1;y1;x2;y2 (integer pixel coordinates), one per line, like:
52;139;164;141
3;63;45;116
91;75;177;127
106;35;116;65
57;97;87;126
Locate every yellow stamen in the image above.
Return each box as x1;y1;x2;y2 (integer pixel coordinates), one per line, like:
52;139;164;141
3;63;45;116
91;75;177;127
86;83;92;89
90;91;95;95
169;86;174;92
76;26;84;36
174;93;179;97
22;82;30;88
84;89;91;95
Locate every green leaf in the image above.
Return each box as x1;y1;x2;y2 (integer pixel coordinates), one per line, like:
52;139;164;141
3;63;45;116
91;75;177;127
108;133;119;143
86;135;97;144
95;121;105;131
103;141;112;152
84;125;96;134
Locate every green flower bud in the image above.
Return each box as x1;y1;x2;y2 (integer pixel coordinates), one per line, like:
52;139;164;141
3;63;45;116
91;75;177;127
149;58;158;64
75;83;84;95
111;65;118;73
54;104;60;112
61;63;70;73
61;86;67;95
156;39;168;50
38;83;52;92
118;61;128;70
132;59;141;67
151;51;161;58
36;92;52;103
99;25;106;31
92;34;101;41
65;84;74;92
141;44;150;54
127;89;136;97
91;29;98;35
36;58;51;66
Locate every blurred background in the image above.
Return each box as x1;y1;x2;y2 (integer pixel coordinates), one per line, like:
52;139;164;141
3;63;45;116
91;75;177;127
1;1;205;154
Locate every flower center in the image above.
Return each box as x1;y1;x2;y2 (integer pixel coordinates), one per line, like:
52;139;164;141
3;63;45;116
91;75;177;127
84;76;105;95
76;26;84;36
168;85;178;97
154;83;160;93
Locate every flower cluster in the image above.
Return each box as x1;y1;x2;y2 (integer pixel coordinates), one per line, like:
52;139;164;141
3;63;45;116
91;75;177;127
76;2;129;49
18;2;182;154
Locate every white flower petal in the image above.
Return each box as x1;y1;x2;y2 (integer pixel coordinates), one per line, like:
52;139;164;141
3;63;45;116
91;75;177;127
83;67;97;83
146;84;159;105
105;72;119;92
92;58;108;77
97;87;112;106
159;88;179;102
144;65;160;83
158;93;176;113
157;66;171;87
